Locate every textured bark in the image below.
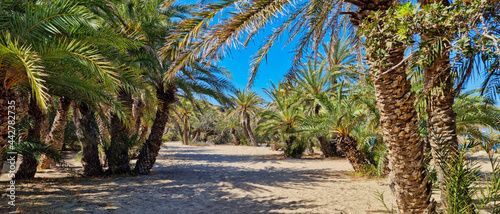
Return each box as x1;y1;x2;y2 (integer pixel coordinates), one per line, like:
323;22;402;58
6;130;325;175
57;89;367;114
336;135;368;172
421;0;458;210
16;97;47;179
74;104;103;176
106;90;133;174
230;128;240;145
344;0;434;212
106;114;131;174
374;48;433;213
39;97;72;169
134;85;176;174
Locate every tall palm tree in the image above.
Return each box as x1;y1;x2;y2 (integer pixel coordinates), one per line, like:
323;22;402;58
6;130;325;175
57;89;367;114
230;90;264;147
128;0;234;174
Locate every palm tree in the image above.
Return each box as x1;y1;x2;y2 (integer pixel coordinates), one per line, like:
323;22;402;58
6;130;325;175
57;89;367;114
230;90;264;147
295;60;338;157
304;83;369;171
127;0;234;174
258;82;305;157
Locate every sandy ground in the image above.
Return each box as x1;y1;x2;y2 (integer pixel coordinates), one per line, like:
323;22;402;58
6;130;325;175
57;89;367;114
0;141;398;214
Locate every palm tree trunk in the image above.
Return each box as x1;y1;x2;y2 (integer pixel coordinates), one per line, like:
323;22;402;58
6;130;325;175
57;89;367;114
424;42;459;212
16;97;47;179
134;85;176;174
74;104;103;176
345;1;435;212
373;48;433;213
183;116;189;145
245;113;258;147
230;128;240;145
420;0;458;210
39;96;72;169
106;90;133;174
336;135;368;172
106;114;131;174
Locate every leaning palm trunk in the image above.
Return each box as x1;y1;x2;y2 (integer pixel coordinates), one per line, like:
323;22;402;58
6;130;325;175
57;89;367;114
39;96;72;169
134;85;176;174
16;97;48;179
245;113;258;147
74;104;103;176
336;135;368;172
344;0;434;212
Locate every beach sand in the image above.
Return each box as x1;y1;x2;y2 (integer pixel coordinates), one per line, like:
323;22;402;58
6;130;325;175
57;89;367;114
1;141;496;213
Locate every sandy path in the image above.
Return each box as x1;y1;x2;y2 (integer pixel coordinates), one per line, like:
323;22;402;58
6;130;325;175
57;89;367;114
1;141;394;214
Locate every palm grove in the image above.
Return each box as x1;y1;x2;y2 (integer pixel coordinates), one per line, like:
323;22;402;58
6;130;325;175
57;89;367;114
1;0;500;213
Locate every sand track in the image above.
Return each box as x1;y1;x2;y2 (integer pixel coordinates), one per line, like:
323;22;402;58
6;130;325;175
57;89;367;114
1;141;394;214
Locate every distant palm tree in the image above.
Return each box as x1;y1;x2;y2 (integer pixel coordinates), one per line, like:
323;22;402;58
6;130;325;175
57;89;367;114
258;82;304;157
230;90;264;147
304;83;369;172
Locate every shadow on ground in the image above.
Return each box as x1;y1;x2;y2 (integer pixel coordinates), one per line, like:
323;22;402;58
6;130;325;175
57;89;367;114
0;143;351;214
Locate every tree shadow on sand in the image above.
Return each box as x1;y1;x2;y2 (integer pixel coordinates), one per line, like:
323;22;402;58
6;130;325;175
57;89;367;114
0;143;356;214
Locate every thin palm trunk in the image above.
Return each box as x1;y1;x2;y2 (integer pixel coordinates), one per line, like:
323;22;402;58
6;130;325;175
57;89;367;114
74;104;103;176
183;115;189;145
244;112;258;147
39;96;72;169
344;1;434;212
16;97;47;179
336;135;368;172
134;85;176;174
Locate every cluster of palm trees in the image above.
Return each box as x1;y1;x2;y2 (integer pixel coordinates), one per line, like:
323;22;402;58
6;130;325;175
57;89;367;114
0;0;234;178
1;0;500;213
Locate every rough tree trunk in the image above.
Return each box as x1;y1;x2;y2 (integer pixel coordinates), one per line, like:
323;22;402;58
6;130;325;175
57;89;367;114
336;135;368;172
106;90;133;174
74;104;103;176
344;1;434;212
16;97;47;179
420;0;459;210
39;96;72;169
134;85;176;174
